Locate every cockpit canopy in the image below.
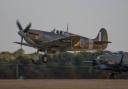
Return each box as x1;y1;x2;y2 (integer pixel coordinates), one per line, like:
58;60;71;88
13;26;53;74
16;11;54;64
96;53;122;64
51;28;65;35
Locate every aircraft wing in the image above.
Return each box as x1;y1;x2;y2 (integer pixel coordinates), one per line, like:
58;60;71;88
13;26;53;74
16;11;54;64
13;42;33;47
14;35;80;51
42;35;80;50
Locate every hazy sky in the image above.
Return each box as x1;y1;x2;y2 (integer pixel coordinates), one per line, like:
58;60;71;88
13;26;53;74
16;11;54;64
0;0;128;53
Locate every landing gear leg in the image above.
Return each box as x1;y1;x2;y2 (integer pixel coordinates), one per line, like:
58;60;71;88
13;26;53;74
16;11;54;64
31;49;49;64
31;50;40;64
41;49;48;63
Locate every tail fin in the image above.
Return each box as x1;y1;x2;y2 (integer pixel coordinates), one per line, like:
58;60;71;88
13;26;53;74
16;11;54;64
94;28;111;49
96;28;108;42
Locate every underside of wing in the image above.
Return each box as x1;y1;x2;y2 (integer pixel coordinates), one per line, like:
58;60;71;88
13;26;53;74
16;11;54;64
42;35;80;51
14;35;80;51
13;42;33;47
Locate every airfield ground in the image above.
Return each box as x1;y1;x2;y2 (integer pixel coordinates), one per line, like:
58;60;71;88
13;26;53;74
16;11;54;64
0;79;128;89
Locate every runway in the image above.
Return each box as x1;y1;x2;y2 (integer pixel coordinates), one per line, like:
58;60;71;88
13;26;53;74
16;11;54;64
0;79;128;89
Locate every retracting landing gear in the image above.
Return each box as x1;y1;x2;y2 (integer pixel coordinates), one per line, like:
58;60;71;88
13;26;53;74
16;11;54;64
41;54;48;63
40;49;49;63
32;49;49;64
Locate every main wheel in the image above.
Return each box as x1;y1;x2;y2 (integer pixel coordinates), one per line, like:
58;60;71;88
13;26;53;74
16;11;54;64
109;72;115;79
41;55;48;63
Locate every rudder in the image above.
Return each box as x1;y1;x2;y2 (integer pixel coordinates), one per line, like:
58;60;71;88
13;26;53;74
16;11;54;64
96;28;108;42
94;28;109;50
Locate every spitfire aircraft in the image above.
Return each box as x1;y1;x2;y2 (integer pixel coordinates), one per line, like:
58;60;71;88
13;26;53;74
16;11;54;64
14;20;111;63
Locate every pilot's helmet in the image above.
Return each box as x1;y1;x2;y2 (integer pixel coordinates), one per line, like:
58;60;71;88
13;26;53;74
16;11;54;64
52;28;56;33
56;30;59;34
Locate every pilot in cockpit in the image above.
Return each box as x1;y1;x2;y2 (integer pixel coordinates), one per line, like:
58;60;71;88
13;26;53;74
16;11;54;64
51;28;56;33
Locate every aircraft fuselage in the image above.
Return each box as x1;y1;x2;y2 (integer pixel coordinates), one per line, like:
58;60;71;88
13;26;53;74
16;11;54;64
21;28;109;53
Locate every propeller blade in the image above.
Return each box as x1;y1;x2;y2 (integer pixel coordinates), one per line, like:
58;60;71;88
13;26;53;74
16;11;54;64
24;23;32;33
16;20;23;31
21;37;23;48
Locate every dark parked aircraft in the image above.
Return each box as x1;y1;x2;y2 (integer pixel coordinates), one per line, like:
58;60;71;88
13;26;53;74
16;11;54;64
92;52;128;78
14;20;111;63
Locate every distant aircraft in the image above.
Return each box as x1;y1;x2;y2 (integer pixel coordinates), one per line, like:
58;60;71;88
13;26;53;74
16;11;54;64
91;52;128;78
14;20;111;63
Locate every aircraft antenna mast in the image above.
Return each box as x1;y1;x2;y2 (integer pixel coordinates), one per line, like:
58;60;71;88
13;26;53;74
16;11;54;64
67;24;68;32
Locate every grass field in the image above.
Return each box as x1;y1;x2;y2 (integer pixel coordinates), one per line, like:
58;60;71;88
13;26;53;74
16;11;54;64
0;79;128;89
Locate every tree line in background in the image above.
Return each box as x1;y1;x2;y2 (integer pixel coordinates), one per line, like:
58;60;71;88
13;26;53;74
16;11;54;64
0;49;127;79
